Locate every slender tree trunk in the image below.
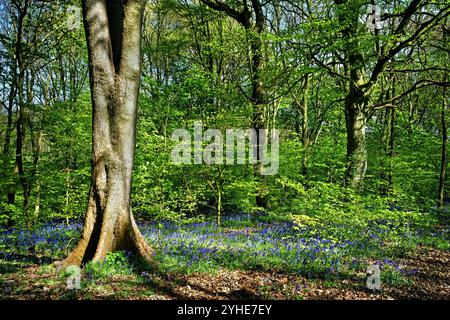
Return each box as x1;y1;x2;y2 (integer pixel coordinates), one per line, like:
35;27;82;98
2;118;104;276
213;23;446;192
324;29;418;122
250;1;270;210
301;76;310;177
407;99;415;136
4;0;29;228
15;96;28;213
380;76;396;195
2;108;13;159
63;0;154;266
20;70;37;218
200;0;270;210
438;21;449;208
251;39;269;209
380;107;396;195
32;131;42;225
13;65;29;217
438;95;447;208
387;108;395;190
216;181;222;228
3;104;15;228
29;110;42;225
1;28;18;161
64;169;71;225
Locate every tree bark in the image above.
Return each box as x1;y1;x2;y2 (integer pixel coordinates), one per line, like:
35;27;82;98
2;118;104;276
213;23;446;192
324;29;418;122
379;74;396;195
62;0;154;267
250;13;270;209
334;0;370;189
380;106;396;195
437;20;449;208
3;84;15;229
3;0;30;228
438;93;447;208
32;131;42;224
301;75;310;178
344;100;368;189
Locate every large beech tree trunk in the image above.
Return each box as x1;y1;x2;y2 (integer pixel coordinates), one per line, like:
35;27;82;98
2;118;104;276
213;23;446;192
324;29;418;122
63;0;154;266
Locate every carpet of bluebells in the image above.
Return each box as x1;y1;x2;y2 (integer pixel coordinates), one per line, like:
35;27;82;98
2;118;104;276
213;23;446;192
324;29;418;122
1;213;448;279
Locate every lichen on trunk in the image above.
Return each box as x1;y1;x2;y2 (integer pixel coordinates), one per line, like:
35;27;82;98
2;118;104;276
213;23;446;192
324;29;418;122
344;102;368;190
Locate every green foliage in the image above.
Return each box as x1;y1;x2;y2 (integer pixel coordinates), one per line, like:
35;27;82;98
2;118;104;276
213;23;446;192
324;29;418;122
84;252;135;279
0;2;449;300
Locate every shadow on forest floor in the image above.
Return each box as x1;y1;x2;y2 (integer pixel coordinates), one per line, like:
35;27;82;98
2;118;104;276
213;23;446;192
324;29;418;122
0;260;24;275
430;207;450;227
0;253;56;266
143;271;263;300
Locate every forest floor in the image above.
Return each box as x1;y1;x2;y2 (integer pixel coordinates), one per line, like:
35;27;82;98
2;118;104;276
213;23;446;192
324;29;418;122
0;246;449;300
1;212;449;300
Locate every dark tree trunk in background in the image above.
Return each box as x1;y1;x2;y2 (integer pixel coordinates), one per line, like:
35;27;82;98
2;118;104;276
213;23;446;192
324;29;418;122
2;105;14;162
380;77;396;196
380;107;396;195
301;75;310;178
31;129;42;224
200;0;270;209
5;0;30;227
438;22;449;208
3;101;15;228
438;93;447;208
63;0;154;266
250;0;270;210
